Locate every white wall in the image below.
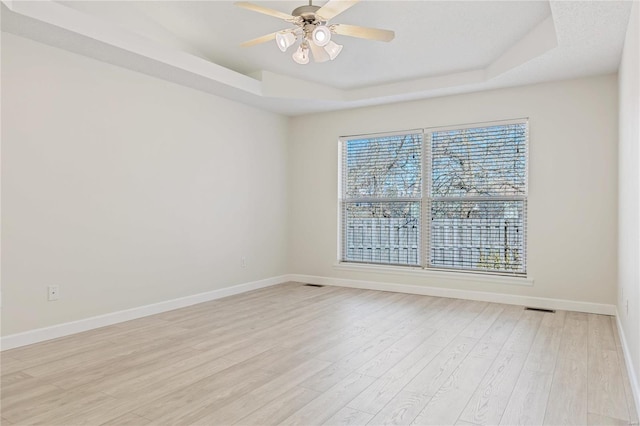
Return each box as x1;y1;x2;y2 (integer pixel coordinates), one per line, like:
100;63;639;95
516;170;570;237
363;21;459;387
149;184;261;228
618;0;640;399
289;75;618;306
0;32;623;341
1;33;289;336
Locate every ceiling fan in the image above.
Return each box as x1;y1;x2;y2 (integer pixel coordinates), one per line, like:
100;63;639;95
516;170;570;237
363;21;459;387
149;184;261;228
236;0;395;64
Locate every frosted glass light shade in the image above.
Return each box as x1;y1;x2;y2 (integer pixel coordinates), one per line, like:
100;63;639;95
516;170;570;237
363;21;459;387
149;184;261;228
276;31;296;52
292;44;310;64
324;40;343;60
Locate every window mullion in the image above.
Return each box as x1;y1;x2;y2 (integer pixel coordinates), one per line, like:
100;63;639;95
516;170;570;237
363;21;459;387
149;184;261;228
431;195;526;202
343;197;422;203
423;130;431;269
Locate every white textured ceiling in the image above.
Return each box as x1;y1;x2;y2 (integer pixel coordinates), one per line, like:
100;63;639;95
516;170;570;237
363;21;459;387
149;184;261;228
64;1;551;89
1;1;633;115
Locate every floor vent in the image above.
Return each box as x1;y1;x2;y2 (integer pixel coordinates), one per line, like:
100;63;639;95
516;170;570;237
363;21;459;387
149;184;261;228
304;284;325;288
524;307;556;313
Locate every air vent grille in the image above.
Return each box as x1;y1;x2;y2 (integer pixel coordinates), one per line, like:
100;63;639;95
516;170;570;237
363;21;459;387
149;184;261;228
524;307;555;313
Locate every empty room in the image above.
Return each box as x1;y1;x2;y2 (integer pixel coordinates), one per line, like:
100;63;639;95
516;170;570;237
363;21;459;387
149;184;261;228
1;0;639;425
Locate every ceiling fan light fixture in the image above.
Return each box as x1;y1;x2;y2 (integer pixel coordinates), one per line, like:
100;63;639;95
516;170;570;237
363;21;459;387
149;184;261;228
275;30;296;52
292;43;310;64
237;1;396;64
311;25;331;47
324;40;343;60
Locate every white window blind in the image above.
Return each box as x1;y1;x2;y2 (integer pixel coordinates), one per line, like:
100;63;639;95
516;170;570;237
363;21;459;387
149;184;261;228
340;132;423;266
339;119;528;277
428;122;527;274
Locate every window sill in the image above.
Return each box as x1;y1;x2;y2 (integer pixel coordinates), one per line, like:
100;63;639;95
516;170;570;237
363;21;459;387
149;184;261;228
332;262;534;287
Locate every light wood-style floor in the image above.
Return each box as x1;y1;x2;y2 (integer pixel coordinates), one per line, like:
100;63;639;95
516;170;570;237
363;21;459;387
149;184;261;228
1;282;637;425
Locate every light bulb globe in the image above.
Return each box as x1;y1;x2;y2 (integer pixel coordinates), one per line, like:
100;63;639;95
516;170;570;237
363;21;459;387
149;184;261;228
312;26;331;47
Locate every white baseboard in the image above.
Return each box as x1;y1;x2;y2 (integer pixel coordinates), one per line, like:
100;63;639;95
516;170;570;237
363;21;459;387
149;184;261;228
2;272;618;351
616;311;640;419
1;275;288;351
287;274;616;315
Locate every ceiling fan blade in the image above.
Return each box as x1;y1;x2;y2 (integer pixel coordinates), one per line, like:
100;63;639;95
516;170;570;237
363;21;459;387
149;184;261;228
331;24;395;42
308;41;331;63
240;31;278;47
235;2;294;21
316;0;360;21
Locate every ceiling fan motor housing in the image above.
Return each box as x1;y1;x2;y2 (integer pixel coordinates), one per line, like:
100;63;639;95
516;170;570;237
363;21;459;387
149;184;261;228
291;5;324;23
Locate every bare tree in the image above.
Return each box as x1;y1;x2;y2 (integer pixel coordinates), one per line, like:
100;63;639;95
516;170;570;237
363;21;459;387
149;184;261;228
345;133;421;220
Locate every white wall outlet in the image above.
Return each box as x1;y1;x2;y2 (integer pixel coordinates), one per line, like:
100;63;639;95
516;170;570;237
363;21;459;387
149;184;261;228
48;285;59;301
241;256;246;268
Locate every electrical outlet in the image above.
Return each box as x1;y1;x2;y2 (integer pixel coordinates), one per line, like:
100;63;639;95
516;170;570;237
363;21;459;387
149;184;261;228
241;256;247;268
48;285;59;301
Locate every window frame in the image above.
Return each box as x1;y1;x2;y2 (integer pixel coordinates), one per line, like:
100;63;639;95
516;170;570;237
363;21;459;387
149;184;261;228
338;129;424;267
338;118;529;279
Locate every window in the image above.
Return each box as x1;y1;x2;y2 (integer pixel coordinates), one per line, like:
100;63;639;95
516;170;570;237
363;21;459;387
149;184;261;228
339;120;528;276
340;131;423;266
